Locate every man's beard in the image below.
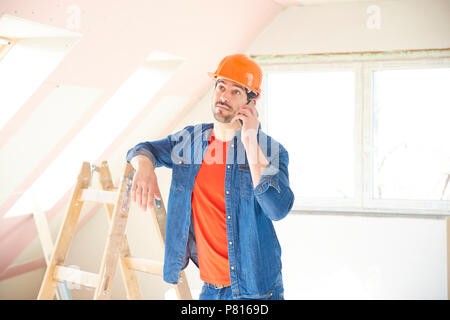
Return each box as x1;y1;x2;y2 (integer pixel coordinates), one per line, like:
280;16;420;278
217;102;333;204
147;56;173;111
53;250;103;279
212;102;235;123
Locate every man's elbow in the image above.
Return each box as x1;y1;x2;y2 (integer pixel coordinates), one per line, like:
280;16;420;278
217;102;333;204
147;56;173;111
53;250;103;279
263;188;294;221
274;190;295;221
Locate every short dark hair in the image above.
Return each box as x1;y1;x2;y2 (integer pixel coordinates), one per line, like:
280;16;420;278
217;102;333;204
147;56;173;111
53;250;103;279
246;90;258;103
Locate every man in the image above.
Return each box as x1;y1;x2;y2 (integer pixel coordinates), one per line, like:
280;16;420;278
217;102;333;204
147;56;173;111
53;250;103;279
126;53;294;300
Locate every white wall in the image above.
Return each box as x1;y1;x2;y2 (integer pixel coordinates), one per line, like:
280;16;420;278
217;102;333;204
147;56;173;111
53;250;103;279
276;214;446;299
242;0;450;299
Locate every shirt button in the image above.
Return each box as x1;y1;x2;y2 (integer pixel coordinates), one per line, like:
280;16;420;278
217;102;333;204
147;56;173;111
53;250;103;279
227;165;230;169
231;144;234;148
258;187;262;192
227;215;231;219
183;234;186;238
226;190;230;194
178;160;183;164
231;266;235;270
179;257;183;261
273;181;277;186
229;241;232;245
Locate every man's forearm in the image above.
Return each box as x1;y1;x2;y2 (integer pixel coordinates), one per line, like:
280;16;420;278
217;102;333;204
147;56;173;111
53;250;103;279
243;137;269;188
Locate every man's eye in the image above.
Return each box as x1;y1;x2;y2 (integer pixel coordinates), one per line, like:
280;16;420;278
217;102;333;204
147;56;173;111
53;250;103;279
234;90;241;95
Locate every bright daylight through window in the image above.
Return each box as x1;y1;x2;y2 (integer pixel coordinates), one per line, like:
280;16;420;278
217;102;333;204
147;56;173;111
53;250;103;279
372;67;450;201
265;59;450;213
266;71;356;201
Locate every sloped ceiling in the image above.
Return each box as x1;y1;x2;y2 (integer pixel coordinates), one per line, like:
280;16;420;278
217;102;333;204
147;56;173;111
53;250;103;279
0;0;285;277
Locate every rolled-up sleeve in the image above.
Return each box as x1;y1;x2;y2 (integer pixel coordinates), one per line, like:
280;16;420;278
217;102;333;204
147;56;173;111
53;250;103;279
253;150;294;221
126;135;175;169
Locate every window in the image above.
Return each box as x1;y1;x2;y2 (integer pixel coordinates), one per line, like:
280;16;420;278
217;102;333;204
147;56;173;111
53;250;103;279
0;36;15;60
266;70;356;200
4;52;185;218
372;67;450;201
259;50;450;215
0;36;79;131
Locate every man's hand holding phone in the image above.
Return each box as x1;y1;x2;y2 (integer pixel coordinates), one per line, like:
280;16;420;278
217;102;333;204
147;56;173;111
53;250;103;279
231;100;269;185
231;100;258;130
231;100;259;145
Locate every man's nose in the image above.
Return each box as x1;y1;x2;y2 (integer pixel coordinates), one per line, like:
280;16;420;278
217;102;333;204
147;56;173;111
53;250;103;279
218;90;231;102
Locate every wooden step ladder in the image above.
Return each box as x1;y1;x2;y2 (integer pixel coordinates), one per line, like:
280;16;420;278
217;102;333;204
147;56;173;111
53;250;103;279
37;161;192;300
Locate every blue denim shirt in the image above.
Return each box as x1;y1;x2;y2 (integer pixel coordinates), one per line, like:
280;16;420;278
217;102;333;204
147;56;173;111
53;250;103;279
126;123;294;299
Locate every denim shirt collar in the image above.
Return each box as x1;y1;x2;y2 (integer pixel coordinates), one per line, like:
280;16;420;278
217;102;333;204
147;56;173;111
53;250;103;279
192;122;262;165
195;122;262;144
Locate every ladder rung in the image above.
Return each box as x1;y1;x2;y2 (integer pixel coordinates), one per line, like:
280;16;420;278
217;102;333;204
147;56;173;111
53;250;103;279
123;257;163;276
54;266;99;288
78;189;118;204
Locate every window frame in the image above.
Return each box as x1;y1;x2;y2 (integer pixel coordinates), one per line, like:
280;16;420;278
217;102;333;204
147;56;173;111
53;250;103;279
256;49;450;217
0;36;16;61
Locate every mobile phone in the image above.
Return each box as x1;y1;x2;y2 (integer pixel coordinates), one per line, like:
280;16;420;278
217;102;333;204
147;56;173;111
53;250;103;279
239;100;256;125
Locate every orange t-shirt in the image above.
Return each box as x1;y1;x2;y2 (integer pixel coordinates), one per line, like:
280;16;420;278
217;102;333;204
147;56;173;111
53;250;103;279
191;133;231;286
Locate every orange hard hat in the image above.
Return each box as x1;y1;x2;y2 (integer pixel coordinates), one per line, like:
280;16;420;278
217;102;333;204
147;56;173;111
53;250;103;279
208;54;262;94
